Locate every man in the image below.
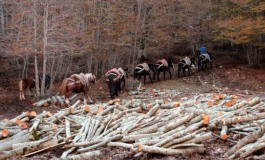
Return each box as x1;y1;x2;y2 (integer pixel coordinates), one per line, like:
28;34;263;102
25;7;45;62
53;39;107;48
199;45;207;55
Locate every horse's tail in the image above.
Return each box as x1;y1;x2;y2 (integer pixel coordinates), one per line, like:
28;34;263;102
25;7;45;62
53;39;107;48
59;79;69;96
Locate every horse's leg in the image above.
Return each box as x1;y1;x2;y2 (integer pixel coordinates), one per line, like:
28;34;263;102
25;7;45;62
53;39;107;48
115;83;119;97
198;59;201;71
85;91;93;104
20;90;25;100
121;77;125;88
65;90;73;106
143;74;146;84
115;81;120;96
183;68;185;77
188;66;191;76
148;73;152;83
30;88;37;98
203;62;206;70
83;92;88;105
178;67;181;78
157;71;160;81
152;71;156;81
168;69;172;79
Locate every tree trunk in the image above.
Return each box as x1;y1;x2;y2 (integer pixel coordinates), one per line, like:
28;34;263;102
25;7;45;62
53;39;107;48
244;44;259;67
41;2;49;97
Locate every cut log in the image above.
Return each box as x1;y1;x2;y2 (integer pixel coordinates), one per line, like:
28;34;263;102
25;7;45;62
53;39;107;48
159;113;195;132
12;137;58;150
0;131;35;151
138;145;205;155
23;141;70;157
161;102;180;109
65;119;71;139
146;103;160;117
77;134;123;153
67;150;101;160
162;128;207;148
1;128;22;139
56;95;65;107
225;123;265;157
97;105;116;116
220;125;228;140
121;132;162;142
108;99;121;105
32;98;51;107
248;97;260;106
29;111;49;132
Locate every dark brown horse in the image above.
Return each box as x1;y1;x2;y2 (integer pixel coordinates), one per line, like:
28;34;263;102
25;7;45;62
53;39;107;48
19;74;51;100
59;73;96;105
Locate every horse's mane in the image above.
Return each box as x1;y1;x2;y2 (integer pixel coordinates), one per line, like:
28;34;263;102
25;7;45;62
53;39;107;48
85;73;96;83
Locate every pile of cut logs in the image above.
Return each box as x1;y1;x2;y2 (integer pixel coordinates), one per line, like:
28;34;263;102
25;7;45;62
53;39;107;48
0;93;265;160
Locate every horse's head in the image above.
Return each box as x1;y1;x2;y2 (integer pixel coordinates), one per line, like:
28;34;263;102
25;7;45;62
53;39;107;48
118;66;129;78
190;57;196;66
86;73;96;83
168;60;174;69
133;68;139;79
38;73;51;89
148;64;156;73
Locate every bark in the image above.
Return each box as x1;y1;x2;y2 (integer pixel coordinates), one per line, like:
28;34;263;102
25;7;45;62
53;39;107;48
77;134;123;153
0;132;35;151
67;150;101;160
159;113;195;132
121;132;162;143
139;145;205;155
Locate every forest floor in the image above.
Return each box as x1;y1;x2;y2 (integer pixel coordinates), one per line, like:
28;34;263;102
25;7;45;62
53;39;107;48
0;50;265;160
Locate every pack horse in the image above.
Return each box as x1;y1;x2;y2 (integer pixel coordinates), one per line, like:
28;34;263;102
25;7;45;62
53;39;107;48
59;73;96;105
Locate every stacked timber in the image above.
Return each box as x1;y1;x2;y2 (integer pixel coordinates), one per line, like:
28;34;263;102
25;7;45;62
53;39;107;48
0;93;264;159
32;94;78;107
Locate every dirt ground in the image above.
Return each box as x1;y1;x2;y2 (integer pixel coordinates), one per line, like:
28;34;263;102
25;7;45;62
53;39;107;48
0;50;265;159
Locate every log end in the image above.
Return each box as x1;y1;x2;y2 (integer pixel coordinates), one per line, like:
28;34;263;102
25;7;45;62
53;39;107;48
20;122;29;129
84;106;91;112
2;128;9;137
138;144;143;151
221;134;228;140
97;106;104;114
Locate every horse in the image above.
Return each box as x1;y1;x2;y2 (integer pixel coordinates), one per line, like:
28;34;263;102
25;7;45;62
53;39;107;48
197;50;213;71
133;63;156;84
105;68;123;99
177;57;196;77
154;59;174;81
19;74;51;100
59;73;96;105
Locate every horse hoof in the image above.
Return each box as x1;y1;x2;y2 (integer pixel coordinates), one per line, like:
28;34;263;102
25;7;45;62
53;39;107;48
89;101;94;104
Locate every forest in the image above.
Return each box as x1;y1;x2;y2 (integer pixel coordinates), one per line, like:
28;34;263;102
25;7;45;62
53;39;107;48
0;0;264;97
0;0;265;159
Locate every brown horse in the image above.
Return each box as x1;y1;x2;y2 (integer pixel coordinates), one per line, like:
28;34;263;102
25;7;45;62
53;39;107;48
59;73;96;105
19;78;36;100
19;74;51;100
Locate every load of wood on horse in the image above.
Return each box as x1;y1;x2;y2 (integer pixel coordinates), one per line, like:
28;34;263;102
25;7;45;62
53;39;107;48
154;59;174;81
105;67;127;99
59;73;96;106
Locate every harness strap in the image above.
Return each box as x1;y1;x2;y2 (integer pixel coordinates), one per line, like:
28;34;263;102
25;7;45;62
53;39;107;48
105;73;119;81
178;61;188;68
